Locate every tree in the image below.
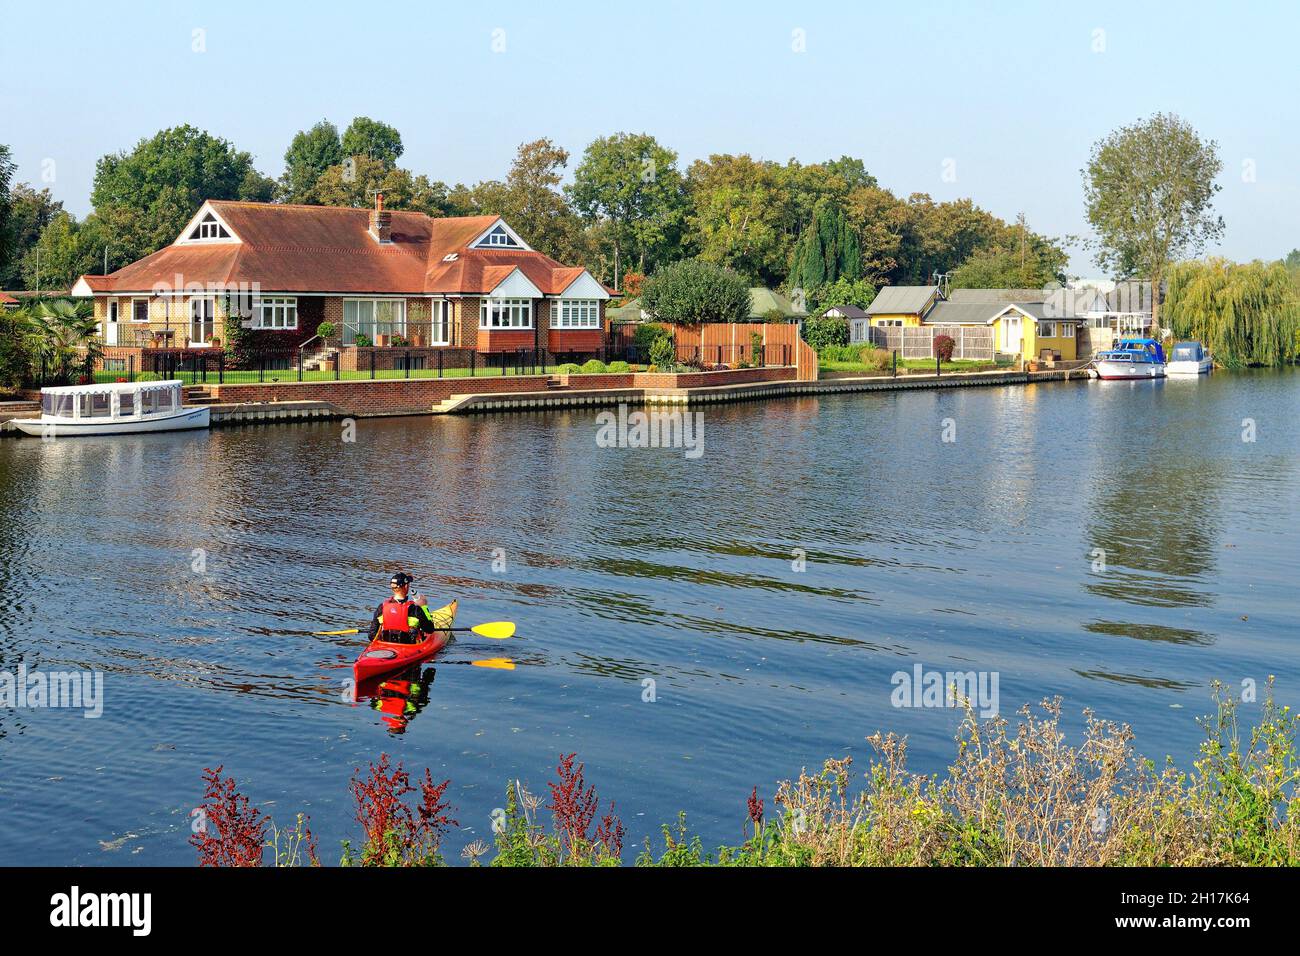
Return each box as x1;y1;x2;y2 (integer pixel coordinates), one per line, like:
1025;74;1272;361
0;143;15;286
787;198;861;292
684;154;788;284
568;132;685;290
466;139;587;263
90;125;271;261
1163;258;1299;367
1;182;62;288
1083;112;1224;327
640;259;750;326
20;211;99;291
341;117;403;167
806;276;877;316
20;298;101;385
280;121;344;203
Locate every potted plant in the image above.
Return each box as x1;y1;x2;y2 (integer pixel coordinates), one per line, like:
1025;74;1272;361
354;333;371;348
317;321;336;341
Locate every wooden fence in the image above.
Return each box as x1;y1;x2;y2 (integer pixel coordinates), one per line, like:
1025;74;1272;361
866;325;995;360
609;321;818;381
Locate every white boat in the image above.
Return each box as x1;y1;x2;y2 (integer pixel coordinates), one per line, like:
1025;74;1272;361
11;380;210;437
1166;340;1213;375
1092;337;1166;380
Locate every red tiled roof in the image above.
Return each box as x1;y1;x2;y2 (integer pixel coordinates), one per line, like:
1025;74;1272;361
0;292;17;305
79;201;603;297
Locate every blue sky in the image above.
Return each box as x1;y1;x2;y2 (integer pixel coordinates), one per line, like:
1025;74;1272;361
2;0;1295;271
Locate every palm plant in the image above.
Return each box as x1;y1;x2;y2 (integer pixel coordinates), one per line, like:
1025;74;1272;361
24;298;102;385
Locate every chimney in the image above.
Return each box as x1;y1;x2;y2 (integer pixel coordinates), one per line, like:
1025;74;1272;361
369;192;392;244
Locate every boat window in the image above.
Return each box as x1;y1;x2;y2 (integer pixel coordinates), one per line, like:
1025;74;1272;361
42;393;54;415
80;393;113;418
52;394;74;417
119;391;135;416
142;389;164;415
1172;344;1199;361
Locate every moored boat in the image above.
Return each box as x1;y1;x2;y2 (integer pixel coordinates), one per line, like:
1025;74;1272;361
1166;340;1213;375
1092;338;1166;380
11;380;210;437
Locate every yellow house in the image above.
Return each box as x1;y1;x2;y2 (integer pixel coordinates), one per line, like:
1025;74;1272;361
988;303;1078;361
864;285;942;328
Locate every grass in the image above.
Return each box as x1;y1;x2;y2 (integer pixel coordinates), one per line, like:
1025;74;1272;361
193;681;1300;867
819;357;1012;374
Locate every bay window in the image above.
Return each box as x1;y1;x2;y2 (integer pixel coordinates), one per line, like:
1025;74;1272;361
480;298;532;330
550;299;601;329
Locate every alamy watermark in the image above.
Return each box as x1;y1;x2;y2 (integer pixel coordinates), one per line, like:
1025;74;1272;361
890;664;999;718
0;665;104;718
595;404;704;459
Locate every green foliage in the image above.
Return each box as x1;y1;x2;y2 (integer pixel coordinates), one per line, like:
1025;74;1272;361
802;315;849;351
90;125;270;263
648;334;676;370
606;360;630;373
1163;258;1300;366
632;322;671;350
18;298;101;384
279;121;344;203
950;219;1066;290
341;117;404;167
0;143;13;286
135;372;161;382
1084;112;1224;307
2;182;64;288
315;321;336;339
805;276;877;316
641;258;750;326
579;359;607;374
556;363;581;374
354;333;371;348
567;132;687;286
788;198;861;291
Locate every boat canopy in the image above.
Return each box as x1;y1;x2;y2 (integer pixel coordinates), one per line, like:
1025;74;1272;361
39;380;183;420
1171;341;1205;361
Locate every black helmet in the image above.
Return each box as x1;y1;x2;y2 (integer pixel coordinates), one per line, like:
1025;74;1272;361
390;572;413;588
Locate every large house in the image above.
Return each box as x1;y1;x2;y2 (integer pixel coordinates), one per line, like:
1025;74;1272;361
72;199;611;358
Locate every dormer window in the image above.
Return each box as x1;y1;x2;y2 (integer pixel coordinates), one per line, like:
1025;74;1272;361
188;212;230;241
477;225;519;249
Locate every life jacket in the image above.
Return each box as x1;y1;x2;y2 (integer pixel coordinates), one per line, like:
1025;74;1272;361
381;598;419;635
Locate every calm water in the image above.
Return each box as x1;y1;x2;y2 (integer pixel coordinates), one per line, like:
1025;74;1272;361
1;369;1297;865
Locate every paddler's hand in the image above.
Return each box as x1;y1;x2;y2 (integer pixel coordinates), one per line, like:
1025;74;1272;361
414;594;427;606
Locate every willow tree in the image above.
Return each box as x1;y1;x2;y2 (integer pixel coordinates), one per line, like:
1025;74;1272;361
1083;113;1224;328
1163;258;1300;366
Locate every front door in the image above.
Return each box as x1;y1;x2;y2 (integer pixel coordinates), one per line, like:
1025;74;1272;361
1001;315;1021;352
105;298;119;345
190;297;215;346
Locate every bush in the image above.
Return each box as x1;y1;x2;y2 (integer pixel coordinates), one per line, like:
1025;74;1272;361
556;363;581;374
632;323;671;350
316;321;336;339
934;334;955;362
354;334;371;348
648;335;676;370
762;308;787;324
580;359;607;374
641;259;750;326
803;316;849;352
136;372;161;382
390;335;408;348
606;361;630;373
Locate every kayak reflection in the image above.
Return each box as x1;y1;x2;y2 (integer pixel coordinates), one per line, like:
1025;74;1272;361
354;664;436;734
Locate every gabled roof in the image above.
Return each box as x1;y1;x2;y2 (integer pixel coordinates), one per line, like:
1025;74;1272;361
748;287;806;318
866;285;940;316
923;302;1007;326
75;201;607;298
821;304;869;319
0;292;17;305
947;287;1053;305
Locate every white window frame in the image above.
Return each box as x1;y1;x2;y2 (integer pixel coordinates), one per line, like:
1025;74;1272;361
342;297;406;345
431;299;451;345
550;298;601;330
189;296;215;345
253;296;299;330
480;297;533;330
131;297;150;323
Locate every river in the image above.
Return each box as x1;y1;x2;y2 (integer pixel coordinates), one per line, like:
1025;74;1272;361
0;368;1296;864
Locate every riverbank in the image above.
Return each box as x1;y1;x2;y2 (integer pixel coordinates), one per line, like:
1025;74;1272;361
193;685;1300;867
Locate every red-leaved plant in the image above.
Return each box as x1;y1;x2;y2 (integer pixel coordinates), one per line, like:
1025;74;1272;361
346;753;457;866
190;765;268;867
547;753;625;864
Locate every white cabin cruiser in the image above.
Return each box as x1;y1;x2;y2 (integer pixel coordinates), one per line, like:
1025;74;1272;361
1166;341;1213;375
11;380;210;437
1091;337;1166;380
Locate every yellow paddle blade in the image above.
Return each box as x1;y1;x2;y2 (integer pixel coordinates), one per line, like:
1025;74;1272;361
471;657;516;670
469;621;516;640
315;628;362;636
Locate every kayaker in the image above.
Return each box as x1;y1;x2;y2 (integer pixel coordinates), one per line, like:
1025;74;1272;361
368;572;440;644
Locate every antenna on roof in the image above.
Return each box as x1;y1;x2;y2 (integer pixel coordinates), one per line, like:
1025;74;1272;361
931;270;952;298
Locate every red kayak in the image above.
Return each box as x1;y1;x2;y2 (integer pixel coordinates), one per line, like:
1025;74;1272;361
353;599;458;682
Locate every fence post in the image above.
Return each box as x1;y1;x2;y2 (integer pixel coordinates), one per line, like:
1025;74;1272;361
936;355;941;376
219;351;224;385
470;350;475;377
370;349;376;380
405;349;411;379
298;348;303;382
438;349;443;378
892;350;898;377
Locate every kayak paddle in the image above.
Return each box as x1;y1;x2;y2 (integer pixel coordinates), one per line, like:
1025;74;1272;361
315;621;516;640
